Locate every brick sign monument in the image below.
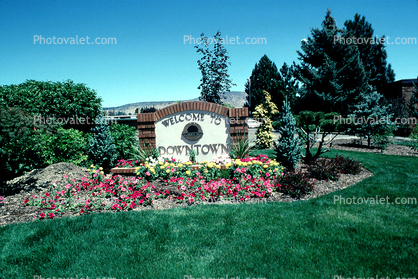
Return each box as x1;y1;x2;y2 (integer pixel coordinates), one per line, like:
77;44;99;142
137;101;248;162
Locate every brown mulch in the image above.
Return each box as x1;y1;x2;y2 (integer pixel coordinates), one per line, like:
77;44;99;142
1;141;415;227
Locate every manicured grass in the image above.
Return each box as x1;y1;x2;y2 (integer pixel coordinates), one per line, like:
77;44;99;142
1;150;417;279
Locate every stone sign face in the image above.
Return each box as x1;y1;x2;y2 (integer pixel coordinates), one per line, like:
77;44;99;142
155;110;230;162
137;101;248;163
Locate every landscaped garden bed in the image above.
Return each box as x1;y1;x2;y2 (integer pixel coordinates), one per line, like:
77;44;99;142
0;150;375;226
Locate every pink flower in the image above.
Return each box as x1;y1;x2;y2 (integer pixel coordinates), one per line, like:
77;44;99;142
39;213;45;219
181;185;186;191
80;208;85;214
146;171;151;176
48;212;55;218
266;172;270;177
66;184;71;189
63;175;68;178
146;193;151;198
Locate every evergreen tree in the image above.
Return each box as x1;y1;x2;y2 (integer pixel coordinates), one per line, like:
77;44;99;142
294;9;370;116
252;91;279;149
348;91;396;148
274;99;302;171
88;119;117;169
408;79;418;120
343;14;395;93
277;63;300;112
245;55;282;113
195;31;234;104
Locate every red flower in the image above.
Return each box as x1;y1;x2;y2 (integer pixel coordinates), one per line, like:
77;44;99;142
48;212;55;218
39;213;45;219
24;199;29;204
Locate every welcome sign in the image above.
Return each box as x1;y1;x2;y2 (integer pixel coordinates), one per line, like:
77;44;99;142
137;101;248;163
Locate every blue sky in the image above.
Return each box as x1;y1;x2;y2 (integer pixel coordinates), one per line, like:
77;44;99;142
1;0;417;108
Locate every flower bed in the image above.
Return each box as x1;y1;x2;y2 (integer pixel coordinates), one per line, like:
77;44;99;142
25;155;284;220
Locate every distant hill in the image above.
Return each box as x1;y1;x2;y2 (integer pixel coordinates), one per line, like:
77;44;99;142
104;91;247;115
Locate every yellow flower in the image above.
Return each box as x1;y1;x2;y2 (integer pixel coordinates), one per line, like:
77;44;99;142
186;170;191;175
166;169;170;173
150;168;155;173
263;164;268;169
243;162;247;167
87;169;91;172
160;166;165;170
178;163;183;168
170;163;175;167
99;167;103;170
159;162;163;165
100;171;104;174
164;162;169;167
216;165;221;169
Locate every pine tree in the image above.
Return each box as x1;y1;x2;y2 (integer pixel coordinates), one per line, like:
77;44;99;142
349;91;396;148
274;99;302;171
277;62;300;112
343;14;395;93
195;31;234;104
245;55;282;113
294;9;370;116
88;119;117;169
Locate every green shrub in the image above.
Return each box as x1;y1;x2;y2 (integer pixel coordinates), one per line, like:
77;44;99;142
35;127;90;166
409;126;418;152
0;105;52;182
109;123;140;160
279;170;313;198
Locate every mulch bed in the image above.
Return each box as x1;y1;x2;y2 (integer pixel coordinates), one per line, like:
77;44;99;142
0;140;415;227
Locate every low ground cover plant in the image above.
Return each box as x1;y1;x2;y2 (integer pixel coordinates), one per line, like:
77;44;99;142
24;155;285;220
307;155;362;181
278;170;313;198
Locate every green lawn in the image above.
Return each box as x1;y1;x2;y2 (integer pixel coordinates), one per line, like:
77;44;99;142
1;150;417;279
